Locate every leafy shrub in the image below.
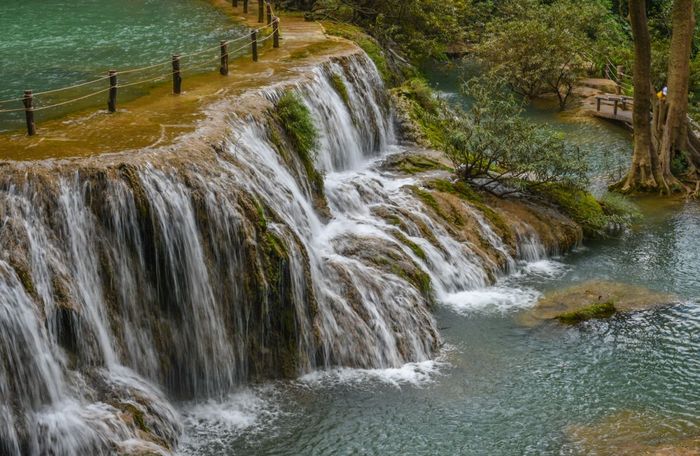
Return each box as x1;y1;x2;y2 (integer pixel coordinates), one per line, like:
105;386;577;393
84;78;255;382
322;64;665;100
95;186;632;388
444;78;590;194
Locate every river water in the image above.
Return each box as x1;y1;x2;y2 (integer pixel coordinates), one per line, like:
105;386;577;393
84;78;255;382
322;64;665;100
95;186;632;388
179;65;700;455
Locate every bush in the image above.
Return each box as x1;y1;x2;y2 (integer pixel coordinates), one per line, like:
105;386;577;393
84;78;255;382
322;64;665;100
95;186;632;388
444;78;589;194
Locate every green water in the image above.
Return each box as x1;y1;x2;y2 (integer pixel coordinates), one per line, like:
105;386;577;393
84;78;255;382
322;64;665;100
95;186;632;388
179;65;700;455
0;0;245;132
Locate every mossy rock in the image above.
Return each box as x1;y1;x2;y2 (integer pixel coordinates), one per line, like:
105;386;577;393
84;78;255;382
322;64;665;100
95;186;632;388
329;73;351;111
556;301;616;325
322;22;392;84
383;154;452;175
521;280;679;326
527;183;612;238
275;91;325;197
390;79;446;148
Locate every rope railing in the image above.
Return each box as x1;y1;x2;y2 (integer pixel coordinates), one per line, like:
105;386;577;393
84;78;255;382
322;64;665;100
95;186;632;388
1;0;282;136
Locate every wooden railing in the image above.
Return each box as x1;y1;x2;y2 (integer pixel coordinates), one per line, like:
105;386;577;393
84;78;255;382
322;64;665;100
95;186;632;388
0;1;281;136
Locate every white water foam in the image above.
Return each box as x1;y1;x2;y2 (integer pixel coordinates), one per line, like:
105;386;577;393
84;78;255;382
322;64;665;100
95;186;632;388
179;388;283;454
299;358;446;389
441;286;542;315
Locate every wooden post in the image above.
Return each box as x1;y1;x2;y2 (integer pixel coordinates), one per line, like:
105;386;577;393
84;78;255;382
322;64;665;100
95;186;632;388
258;0;264;23
220;41;229;76
172;55;182;94
23;90;35;136
616;65;624;95
251;31;258;62
266;2;272;25
273;17;280;48
108;70;118;113
596;97;601;112
613;99;619;116
243;0;248;14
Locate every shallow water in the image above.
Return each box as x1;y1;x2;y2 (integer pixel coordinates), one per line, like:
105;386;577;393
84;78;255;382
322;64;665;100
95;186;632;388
0;0;244;131
178;65;700;455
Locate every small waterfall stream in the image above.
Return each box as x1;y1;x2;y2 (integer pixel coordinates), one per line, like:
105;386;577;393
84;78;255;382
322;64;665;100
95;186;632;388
0;51;557;455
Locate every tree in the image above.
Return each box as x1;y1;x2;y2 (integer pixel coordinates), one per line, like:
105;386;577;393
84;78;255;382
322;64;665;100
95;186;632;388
614;0;664;193
615;0;698;194
473;0;616;110
655;0;697;183
444;79;589;194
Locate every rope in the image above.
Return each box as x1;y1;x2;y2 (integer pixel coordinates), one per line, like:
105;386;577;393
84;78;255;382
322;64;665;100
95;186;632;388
32;87;111;112
0;74;110;104
0;106;27;114
117;72;173;89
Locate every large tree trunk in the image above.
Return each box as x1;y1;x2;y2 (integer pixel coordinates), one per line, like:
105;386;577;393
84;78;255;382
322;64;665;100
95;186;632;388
655;0;696;188
614;0;662;193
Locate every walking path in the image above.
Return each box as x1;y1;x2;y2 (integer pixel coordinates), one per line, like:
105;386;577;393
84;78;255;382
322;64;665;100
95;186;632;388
0;2;352;161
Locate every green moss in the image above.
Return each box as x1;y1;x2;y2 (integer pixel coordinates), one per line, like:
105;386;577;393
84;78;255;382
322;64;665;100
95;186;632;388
287;41;338;60
530;183;609;237
556;301;617;325
323;22;392;83
427;179;482;202
393;231;427;261
264;231;288;259
411;186;440;213
10;261;37;300
121;403;149;433
330;73;351;110
394;155;451;175
392;78;447;148
253;197;267;231
410;186;464;226
276;91;324;194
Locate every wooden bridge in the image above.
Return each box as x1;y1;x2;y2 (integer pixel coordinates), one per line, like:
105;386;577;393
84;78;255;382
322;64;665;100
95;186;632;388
591;94;634;126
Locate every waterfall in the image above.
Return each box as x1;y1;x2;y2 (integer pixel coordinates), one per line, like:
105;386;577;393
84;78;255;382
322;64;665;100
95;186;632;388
0;51;564;454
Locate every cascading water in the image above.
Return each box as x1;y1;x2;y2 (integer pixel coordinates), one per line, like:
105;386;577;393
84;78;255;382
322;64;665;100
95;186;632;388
0;50;567;454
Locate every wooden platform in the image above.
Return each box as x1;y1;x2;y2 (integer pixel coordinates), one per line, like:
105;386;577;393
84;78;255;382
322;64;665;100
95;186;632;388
590;94;633;127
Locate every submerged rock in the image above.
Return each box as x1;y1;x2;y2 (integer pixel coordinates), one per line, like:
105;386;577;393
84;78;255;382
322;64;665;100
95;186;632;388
567;409;700;455
521;280;679;326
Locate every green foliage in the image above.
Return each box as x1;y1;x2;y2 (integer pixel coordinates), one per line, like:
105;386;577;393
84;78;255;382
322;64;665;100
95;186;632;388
316;0;488;62
276;91;323;192
556;301;617;325
444;78;590;193
473;0;629;109
330;73;351;109
530;183;613;237
392;78;448;148
599;193;643;224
